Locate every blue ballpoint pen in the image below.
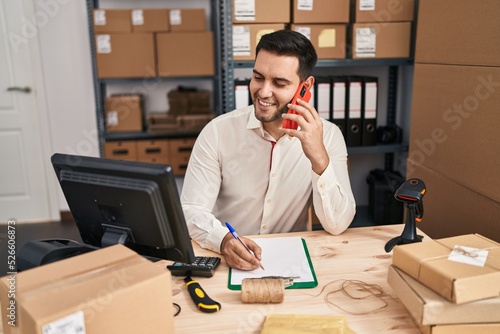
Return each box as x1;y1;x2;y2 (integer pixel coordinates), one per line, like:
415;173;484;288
225;222;265;270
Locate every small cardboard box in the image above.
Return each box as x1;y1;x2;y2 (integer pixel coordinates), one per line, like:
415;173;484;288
388;265;500;325
105;94;143;132
353;0;415;23
0;245;174;333
104;140;138;161
351;22;411;58
392;234;500;304
169;138;196;176
292;0;350;23
291;24;346;59
131;9;169;33
95;33;156;78
232;24;285;61
156;32;214;77
136;139;169;164
93;9;132;33
233;0;290;23
169;8;206;32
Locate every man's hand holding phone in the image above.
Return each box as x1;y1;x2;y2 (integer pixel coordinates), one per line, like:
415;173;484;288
282;82;312;130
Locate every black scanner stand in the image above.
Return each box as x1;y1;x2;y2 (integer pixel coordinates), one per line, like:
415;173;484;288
17;238;97;271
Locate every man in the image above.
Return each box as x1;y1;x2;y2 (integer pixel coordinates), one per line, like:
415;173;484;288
181;30;356;270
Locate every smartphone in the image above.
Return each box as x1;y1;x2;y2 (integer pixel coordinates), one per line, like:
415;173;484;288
282;82;312;130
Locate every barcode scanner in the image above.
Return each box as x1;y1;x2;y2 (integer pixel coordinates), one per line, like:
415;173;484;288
385;178;426;252
282;82;311;130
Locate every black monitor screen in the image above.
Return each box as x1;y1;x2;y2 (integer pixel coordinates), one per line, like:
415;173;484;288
51;153;195;263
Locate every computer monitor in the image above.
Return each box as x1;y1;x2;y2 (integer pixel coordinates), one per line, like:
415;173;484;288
51;153;196;264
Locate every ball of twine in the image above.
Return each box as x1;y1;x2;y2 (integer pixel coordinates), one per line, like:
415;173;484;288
241;277;285;304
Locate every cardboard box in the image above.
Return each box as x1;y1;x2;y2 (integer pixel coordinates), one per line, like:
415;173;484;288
292;24;346;59
233;24;285;61
392;234;500;304
415;0;500;66
405;161;500;242
408;64;500;203
169;8;206;32
104;140;138;161
156;32;214;76
418;323;500;334
388;265;500;325
0;245;173;333
169;138;196;175
147;112;180;133
136;139;169;164
95;33;155;78
233;0;290;23
352;22;411;58
353;0;415;23
93;9;131;33
131;9;169;33
105;95;143;132
292;0;350;23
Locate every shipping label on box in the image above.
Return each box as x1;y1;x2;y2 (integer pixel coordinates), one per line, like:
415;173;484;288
392;234;500;304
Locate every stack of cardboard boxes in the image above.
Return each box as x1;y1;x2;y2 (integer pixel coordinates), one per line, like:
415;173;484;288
291;0;349;60
406;0;499;240
351;0;414;59
388;234;500;333
94;7;214;175
232;0;289;61
93;7;214;78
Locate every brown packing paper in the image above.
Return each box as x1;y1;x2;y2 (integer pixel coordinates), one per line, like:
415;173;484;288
261;314;355;334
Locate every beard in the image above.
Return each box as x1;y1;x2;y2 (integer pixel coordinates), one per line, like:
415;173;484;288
254;100;289;123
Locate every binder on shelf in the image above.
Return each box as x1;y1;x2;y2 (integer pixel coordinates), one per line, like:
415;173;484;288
346;76;363;147
331;76;347;137
361;76;378;146
234;79;252;109
314;76;332;120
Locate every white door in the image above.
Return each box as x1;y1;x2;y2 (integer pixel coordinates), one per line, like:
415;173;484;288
0;0;58;222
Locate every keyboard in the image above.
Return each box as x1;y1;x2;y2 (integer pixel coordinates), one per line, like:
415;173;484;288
166;256;221;278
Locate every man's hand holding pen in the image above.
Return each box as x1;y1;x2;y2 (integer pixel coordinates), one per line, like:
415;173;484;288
220;223;263;271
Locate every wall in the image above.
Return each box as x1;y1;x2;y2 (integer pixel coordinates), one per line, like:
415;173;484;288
34;1;98;211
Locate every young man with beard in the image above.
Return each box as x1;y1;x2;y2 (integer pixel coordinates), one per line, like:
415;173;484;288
180;29;356;270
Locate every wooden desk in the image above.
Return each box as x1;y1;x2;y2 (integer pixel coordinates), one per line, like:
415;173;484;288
159;225;427;334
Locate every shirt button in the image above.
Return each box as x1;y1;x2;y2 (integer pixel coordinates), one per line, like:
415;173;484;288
272;173;277;177
320;183;326;189
262;225;268;230
266;199;272;204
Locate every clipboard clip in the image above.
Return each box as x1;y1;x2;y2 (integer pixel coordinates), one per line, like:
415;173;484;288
261;276;300;288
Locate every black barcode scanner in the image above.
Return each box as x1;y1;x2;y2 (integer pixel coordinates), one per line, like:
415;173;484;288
385;178;426;252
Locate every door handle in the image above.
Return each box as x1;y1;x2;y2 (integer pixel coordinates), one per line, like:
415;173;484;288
7;86;32;93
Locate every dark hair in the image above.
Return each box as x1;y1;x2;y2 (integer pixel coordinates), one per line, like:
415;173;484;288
256;29;318;81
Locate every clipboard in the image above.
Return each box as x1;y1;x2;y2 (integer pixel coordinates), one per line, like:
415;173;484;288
227;237;318;290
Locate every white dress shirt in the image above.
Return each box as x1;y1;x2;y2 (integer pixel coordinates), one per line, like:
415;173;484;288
181;105;356;253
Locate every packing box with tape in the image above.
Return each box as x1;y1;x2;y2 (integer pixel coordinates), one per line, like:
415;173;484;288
0;244;174;333
392;234;500;304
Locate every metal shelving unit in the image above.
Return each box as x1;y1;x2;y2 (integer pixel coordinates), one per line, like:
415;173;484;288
86;0;224;156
